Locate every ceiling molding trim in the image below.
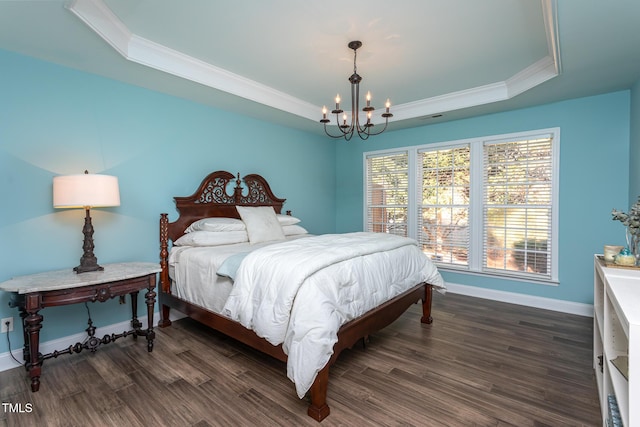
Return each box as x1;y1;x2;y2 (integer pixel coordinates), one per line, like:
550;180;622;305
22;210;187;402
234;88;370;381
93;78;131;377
381;0;561;125
505;56;557;98
67;0;319;121
390;82;509;121
542;0;562;75
127;35;319;120
389;58;558;121
66;0;131;57
68;0;560;127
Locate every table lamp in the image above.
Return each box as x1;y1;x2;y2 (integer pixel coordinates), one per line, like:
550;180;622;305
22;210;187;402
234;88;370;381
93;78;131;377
53;170;120;273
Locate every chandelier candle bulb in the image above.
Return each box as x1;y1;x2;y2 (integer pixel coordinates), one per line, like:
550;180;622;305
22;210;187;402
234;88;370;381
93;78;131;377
366;91;371;107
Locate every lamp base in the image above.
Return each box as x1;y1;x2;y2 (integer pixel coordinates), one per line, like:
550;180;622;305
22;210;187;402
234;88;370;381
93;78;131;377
74;263;104;274
74;208;104;274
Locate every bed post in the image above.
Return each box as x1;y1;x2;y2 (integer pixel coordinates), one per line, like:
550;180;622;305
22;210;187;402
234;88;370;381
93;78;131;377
158;213;172;328
421;283;434;324
307;365;330;421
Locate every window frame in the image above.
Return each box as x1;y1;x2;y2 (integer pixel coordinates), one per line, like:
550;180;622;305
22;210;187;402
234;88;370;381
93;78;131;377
363;128;560;285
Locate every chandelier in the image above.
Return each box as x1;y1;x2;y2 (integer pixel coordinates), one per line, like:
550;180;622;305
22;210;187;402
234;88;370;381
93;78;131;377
320;41;393;141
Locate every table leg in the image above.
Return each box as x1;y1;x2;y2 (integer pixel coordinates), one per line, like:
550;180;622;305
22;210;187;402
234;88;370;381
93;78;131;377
24;297;43;392
17;306;30;365
130;291;141;340
145;276;156;352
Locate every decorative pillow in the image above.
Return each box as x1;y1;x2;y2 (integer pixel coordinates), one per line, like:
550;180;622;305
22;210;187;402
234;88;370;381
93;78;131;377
174;230;249;246
276;214;301;226
185;217;246;233
282;224;308;236
236;206;285;244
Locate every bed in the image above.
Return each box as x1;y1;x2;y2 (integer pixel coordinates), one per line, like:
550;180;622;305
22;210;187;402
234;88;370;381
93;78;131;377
158;170;444;422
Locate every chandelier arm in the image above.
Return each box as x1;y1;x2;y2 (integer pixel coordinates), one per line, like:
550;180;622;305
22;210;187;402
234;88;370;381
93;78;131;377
360;117;391;137
325;116;357;140
344;130;355;141
323;112;355;138
335;110;354;136
323;123;351;139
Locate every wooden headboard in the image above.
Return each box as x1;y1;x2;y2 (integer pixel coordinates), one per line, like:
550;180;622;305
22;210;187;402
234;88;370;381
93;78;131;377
163;170;286;243
159;170;287;294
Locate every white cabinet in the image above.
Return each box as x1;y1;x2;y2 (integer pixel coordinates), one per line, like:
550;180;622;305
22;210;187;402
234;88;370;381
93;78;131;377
594;255;640;426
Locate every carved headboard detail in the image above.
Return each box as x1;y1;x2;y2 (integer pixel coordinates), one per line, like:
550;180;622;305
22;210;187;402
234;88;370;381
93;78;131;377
165;171;286;242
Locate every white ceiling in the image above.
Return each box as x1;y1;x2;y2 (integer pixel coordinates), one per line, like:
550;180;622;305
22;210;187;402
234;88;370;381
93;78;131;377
1;0;639;136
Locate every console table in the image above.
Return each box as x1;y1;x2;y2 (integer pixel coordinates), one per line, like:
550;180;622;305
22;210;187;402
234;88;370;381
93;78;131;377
0;262;161;392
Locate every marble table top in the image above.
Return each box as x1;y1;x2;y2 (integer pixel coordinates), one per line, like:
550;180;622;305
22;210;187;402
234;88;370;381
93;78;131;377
0;262;161;294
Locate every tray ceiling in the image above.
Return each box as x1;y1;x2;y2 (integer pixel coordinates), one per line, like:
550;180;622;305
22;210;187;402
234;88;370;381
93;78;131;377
1;0;639;134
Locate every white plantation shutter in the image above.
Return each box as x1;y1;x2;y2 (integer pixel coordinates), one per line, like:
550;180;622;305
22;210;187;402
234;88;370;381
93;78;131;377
482;134;554;279
418;145;470;266
364;128;558;283
365;152;409;236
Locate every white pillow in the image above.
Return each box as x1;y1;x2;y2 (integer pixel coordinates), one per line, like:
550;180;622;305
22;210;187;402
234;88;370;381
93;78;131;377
276;214;301;226
174;230;249;246
185;217;246;233
236;206;285;244
282;224;308;236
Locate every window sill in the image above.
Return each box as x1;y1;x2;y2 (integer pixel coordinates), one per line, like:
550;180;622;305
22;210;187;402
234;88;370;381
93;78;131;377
436;265;559;287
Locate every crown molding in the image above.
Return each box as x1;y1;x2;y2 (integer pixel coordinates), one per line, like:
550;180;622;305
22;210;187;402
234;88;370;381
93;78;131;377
392;0;560;121
67;0;319;121
542;0;561;75
66;0;131;56
67;0;560;126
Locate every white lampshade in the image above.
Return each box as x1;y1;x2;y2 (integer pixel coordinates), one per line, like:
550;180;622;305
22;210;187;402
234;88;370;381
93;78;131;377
53;173;120;208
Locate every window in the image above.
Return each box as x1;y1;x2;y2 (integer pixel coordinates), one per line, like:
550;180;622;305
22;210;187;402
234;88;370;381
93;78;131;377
483;136;554;278
365;151;408;236
365;129;559;283
418;145;470;266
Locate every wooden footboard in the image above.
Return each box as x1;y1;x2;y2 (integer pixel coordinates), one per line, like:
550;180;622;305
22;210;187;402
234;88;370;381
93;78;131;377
157;171;436;422
306;282;433;421
160;273;432;421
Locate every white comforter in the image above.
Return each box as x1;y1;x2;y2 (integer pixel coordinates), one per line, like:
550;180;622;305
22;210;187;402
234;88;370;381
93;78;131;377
221;232;444;398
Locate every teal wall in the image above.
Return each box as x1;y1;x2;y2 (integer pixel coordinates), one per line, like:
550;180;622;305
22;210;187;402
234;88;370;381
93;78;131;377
1;46;637;355
0;49;335;353
630;79;640;200
335;91;632;306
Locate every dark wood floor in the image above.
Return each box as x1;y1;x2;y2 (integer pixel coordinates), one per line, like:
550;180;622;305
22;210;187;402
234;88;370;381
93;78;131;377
0;293;601;427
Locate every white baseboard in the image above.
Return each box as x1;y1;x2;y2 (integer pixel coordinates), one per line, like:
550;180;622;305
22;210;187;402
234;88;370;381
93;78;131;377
1;287;591;374
0;311;185;373
445;282;594;317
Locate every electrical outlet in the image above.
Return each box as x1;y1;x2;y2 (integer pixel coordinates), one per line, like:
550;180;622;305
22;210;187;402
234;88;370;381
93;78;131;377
1;317;13;333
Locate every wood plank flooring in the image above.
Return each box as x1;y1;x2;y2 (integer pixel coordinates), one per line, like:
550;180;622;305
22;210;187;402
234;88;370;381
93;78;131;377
0;293;601;426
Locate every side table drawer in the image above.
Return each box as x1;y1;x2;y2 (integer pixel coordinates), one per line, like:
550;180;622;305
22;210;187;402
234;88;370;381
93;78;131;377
39;275;155;307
